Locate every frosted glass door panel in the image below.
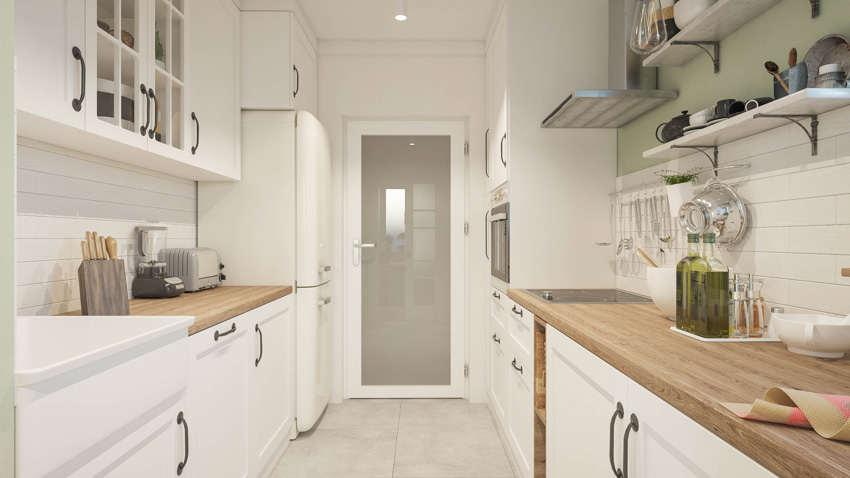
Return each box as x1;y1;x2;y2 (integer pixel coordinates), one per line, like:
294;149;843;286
361;136;451;386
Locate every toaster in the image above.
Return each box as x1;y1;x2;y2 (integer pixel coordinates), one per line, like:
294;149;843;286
158;248;225;292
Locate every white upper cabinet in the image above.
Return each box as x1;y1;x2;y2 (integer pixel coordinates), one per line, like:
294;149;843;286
188;0;241;179
14;0;241;181
15;0;87;130
241;11;318;115
486;4;507;192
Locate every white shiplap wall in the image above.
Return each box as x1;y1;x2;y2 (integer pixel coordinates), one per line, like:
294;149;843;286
615;104;850;320
16;137;197;315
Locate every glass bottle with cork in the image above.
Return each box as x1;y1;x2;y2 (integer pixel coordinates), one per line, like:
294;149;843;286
676;233;701;333
689;233;729;338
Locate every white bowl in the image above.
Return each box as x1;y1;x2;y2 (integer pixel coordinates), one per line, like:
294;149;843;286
674;0;718;30
647;266;676;321
773;313;850;358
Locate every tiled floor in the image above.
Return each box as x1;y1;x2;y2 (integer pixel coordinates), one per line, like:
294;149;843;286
271;399;517;478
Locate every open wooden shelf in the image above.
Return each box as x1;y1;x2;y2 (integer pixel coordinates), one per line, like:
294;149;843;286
643;88;850;160
643;0;783;68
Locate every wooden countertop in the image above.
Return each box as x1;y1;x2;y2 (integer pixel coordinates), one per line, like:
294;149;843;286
508;288;850;478
62;286;292;335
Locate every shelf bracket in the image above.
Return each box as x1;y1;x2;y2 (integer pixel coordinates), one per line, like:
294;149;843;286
752;113;819;156
810;0;820;18
670;41;720;74
670;145;719;177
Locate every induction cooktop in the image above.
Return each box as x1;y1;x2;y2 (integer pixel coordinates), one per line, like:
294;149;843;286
526;289;653;304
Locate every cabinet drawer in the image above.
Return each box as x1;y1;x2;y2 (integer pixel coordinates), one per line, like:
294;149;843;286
490;287;508;331
507;300;534;365
507;353;534;478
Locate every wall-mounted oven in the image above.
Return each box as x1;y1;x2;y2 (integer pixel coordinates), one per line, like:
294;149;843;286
487;183;509;284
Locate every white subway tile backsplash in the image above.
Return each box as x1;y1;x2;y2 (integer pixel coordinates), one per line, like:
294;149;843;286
733;175;790;204
749;197;835;227
790;225;850;255
790;162;850;199
837;195;850;224
16;215;38;239
789;281;850;316
17;169;38;194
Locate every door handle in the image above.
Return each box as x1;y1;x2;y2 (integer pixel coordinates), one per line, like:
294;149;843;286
214;323;236;341
354;244;375;248
191;112;200;154
511;306;523;317
71;47;86;111
492;333;500;344
500;133;507;166
484;128;490;178
353;239;376;266
609;403;625;478
140;84;150;136
293;65;300;97
622;414;639;478
176;411;189;475
318;265;332;272
484;211;489;259
511;358;523;374
492;292;500;299
254;324;264;367
318;297;332;306
148;87;159;140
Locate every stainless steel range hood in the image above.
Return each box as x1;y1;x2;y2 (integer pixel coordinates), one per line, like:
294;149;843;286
542;0;677;129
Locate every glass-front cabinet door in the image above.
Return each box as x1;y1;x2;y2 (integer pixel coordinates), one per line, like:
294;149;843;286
146;0;188;158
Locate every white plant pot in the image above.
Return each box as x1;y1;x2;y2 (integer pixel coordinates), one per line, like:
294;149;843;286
666;182;694;219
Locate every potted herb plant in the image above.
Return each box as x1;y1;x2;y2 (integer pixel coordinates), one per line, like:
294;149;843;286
655;168;701;219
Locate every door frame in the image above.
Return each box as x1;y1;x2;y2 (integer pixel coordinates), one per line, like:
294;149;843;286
343;118;467;399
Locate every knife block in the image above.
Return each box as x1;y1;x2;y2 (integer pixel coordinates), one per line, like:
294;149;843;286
78;260;130;316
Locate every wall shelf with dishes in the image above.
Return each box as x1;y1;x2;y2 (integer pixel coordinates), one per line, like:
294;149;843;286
643;88;850;160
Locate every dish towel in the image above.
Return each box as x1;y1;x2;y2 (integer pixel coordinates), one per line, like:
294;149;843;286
723;387;850;442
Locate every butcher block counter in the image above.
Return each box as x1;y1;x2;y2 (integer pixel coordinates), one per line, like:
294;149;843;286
62;286;292;335
508;288;850;478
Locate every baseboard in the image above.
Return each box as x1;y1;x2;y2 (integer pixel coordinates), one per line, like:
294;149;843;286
257;424;294;478
486;392;524;478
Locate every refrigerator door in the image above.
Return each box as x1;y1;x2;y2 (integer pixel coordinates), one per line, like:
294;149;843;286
296;111;333;287
295;281;332;432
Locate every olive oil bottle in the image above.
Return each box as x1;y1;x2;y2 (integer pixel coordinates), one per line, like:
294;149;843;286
689;233;729;338
676;234;701;332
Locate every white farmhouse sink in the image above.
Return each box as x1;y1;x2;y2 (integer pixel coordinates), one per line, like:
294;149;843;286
15;315;193;477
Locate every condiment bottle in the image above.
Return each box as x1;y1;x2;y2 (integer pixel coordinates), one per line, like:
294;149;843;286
731;274;750;338
690;233;729;338
676;233;701;333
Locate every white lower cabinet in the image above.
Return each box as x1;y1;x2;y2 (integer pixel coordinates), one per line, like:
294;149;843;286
507;353;534;478
488;321;509;426
546;324;776;478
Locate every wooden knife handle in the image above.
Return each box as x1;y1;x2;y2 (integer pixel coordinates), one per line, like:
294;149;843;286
81;241;90;261
100;236;107;260
106;236;118;260
92;231;102;259
86;231;96;260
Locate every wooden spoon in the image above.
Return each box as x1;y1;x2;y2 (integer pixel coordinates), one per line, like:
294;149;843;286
765;61;790;93
636;247;660;268
789;47;797;68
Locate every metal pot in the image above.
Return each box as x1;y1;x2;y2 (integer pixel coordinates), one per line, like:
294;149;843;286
678;178;748;244
655;111;690;143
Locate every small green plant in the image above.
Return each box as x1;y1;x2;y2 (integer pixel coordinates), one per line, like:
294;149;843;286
155;31;165;62
655;167;702;186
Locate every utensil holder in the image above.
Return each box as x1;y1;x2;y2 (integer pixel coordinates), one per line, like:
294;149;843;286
78;260;130;316
774;63;808;99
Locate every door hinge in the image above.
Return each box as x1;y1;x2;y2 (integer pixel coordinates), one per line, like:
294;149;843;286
464;222;469;236
464;364;469;377
464;142;469;156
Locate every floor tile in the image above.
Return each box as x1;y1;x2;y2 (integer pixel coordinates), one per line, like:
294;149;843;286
392;428;514;478
272;428;397;478
399;399;495;429
319;399;402;429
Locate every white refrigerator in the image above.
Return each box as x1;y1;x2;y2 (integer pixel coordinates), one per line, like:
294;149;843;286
198;110;333;433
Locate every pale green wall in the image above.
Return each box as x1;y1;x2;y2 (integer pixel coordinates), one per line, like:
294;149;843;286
0;0;13;474
618;0;850;176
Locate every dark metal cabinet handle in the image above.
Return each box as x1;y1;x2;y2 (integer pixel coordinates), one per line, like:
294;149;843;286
500;133;507;166
148;88;159;140
492;333;500;344
622;414;639;478
511;358;523;374
609;403;625;478
484;128;490;178
214;323;236;341
140;84;150;136
492;292;501;299
484;211;489;259
511;306;523;317
191;112;199;154
176;411;189;475
293;65;300;97
71;47;86;111
254;324;264;367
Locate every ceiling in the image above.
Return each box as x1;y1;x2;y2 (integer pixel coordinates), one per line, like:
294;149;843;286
298;0;501;41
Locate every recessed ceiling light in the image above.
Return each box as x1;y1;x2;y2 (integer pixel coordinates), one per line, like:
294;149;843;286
409;143;415;146
395;0;407;21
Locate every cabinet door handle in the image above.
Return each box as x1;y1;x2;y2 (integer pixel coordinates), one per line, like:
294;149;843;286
148;87;159;140
492;333;500;344
622;414;639;478
609;403;625;478
484;128;490;178
500;133;507;167
492;292;501;299
511;358;523;374
176;411;189;476
139;84;150;136
254;324;264;367
484;211;489;260
71;47;86;111
191;112;199;154
214;323;236;341
293;65;300;97
511;306;523;317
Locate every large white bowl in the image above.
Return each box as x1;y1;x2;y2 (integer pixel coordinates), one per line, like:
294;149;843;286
647;266;676;321
674;0;718;30
773;313;850;358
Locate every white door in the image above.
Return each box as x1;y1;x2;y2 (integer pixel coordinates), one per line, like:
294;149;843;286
15;0;87;129
345;120;466;398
